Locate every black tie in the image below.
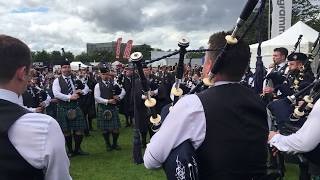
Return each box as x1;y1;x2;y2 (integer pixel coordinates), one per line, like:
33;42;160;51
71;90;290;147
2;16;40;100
65;77;73;95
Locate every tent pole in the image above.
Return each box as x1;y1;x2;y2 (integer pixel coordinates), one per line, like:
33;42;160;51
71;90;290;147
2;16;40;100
268;0;271;39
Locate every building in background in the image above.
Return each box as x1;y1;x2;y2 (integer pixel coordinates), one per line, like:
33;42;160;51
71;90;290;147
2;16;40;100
149;51;202;67
86;42;143;54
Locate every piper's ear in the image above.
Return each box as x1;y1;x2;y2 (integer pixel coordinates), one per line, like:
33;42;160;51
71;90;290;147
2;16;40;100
16;66;29;81
202;56;213;78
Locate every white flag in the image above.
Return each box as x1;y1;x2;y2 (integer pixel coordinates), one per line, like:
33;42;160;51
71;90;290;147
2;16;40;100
271;0;292;38
308;0;320;6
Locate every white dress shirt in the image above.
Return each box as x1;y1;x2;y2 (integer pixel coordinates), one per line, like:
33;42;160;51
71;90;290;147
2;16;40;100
94;81;126;105
0;89;72;180
269;99;320;153
143;81;237;169
52;75;89;102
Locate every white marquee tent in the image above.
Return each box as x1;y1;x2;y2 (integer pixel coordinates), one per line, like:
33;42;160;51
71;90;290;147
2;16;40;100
70;61;88;70
250;21;319;72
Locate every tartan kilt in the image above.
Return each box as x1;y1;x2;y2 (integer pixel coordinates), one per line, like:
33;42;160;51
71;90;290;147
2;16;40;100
97;103;121;130
56;101;86;131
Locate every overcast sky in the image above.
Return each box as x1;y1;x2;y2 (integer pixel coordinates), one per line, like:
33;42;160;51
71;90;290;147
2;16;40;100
0;0;249;54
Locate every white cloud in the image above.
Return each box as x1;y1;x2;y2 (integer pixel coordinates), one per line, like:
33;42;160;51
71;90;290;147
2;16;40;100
0;0;248;55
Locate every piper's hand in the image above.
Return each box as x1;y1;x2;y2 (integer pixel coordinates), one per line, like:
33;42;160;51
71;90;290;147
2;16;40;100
263;87;274;94
35;107;44;113
268;131;279;142
70;94;79;101
150;91;155;96
108;99;117;105
142;95;147;100
113;95;120;101
75;89;83;95
39;102;46;108
272;147;279;157
298;100;304;106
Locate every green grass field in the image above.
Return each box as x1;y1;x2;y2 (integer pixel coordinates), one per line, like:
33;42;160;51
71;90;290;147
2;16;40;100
70;117;300;180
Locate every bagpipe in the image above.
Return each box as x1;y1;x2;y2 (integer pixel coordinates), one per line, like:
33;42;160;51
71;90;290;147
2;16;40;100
31;85;48;109
262;35;304;104
74;78;90;107
286;35;311;93
131;38;213;133
30;72;48;107
169;38;189;110
267;33;320;179
23;74;48;109
116;73;125;88
290;83;320;122
130;40;200;180
130;52;162;132
130;0;274;179
267;80;318;132
110;81;123;106
104;81;123;121
268;31;320;132
36;87;48;106
240;68;254;88
268;79;320;179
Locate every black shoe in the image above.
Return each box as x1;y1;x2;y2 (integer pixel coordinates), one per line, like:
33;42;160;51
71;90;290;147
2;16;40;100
106;146;113;152
74;150;90;156
112;145;121;151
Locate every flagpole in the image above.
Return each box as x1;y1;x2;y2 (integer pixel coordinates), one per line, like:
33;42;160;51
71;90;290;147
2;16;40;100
268;0;271;39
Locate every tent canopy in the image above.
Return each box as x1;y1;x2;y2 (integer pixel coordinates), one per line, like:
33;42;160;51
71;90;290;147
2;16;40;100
250;21;319;69
111;61;124;68
70;61;88;70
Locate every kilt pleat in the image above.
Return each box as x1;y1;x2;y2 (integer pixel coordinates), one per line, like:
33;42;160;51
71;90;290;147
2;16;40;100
97;104;121;130
56;101;86;131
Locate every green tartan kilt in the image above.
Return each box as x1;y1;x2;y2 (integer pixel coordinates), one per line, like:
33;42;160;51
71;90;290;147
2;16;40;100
56;101;86;131
97;104;121;130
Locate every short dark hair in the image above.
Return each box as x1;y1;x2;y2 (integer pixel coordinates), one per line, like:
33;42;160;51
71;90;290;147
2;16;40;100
273;47;288;58
207;31;250;81
0;35;31;83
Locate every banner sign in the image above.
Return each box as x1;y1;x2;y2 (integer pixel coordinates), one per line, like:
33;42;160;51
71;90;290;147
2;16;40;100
123;40;133;59
271;0;292;38
115;37;122;59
